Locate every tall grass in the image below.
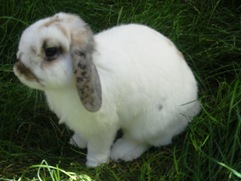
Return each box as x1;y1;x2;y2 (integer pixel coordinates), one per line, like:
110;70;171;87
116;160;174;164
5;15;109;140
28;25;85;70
0;0;240;180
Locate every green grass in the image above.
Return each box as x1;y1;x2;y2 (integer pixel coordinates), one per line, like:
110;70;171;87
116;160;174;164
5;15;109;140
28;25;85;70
1;0;241;180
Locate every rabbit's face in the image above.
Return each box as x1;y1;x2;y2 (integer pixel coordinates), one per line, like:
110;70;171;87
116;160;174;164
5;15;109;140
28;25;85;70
13;13;102;112
14;16;74;90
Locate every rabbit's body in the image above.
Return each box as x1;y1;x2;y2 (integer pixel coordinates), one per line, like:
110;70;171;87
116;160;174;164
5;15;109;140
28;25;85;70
13;13;200;167
94;24;199;142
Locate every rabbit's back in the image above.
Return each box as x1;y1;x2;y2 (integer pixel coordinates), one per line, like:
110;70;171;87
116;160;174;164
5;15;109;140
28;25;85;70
94;24;200;144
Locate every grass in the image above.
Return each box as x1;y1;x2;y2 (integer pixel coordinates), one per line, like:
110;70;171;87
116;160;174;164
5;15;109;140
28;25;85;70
0;0;241;180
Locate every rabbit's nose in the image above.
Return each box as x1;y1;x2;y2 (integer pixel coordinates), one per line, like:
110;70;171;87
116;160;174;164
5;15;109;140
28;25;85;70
14;61;39;81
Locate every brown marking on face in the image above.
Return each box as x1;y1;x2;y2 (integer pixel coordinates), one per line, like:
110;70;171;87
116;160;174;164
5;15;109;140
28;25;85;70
15;61;39;81
41;17;69;39
41;33;67;57
42;17;61;28
55;24;68;38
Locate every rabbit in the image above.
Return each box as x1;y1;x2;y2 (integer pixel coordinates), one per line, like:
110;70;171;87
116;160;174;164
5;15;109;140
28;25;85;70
13;12;201;167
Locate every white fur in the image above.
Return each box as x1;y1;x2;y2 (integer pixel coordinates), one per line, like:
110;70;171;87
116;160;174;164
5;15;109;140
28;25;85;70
13;13;200;167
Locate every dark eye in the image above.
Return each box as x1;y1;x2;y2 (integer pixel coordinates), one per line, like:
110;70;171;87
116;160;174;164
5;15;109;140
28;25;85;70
45;47;60;61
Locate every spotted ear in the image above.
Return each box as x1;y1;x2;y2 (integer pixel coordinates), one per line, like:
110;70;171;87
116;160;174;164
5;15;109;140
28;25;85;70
71;25;102;112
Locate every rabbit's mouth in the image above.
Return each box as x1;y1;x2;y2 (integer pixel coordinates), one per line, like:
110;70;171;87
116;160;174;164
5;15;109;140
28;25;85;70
14;61;40;83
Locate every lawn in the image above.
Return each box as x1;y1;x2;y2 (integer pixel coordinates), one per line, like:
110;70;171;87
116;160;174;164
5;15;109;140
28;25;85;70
0;0;241;180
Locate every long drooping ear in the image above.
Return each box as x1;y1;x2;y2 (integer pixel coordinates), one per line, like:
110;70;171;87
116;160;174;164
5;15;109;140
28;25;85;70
70;21;102;112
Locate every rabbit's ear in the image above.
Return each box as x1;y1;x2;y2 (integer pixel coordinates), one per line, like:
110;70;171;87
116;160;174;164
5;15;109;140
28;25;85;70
71;25;102;112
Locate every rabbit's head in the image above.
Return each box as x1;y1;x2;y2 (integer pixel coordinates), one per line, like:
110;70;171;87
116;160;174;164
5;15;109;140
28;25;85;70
13;13;102;112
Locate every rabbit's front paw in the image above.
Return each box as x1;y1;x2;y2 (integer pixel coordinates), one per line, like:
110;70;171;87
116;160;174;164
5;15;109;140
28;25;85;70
86;153;109;167
69;133;87;149
110;138;148;162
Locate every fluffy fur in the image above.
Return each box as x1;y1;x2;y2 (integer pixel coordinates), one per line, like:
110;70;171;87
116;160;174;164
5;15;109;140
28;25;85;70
13;12;200;167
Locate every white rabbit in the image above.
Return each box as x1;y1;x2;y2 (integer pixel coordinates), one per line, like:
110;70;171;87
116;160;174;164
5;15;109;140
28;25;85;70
13;12;200;167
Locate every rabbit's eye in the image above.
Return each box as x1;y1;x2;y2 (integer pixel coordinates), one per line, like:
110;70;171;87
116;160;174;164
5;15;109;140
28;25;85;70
45;47;60;61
